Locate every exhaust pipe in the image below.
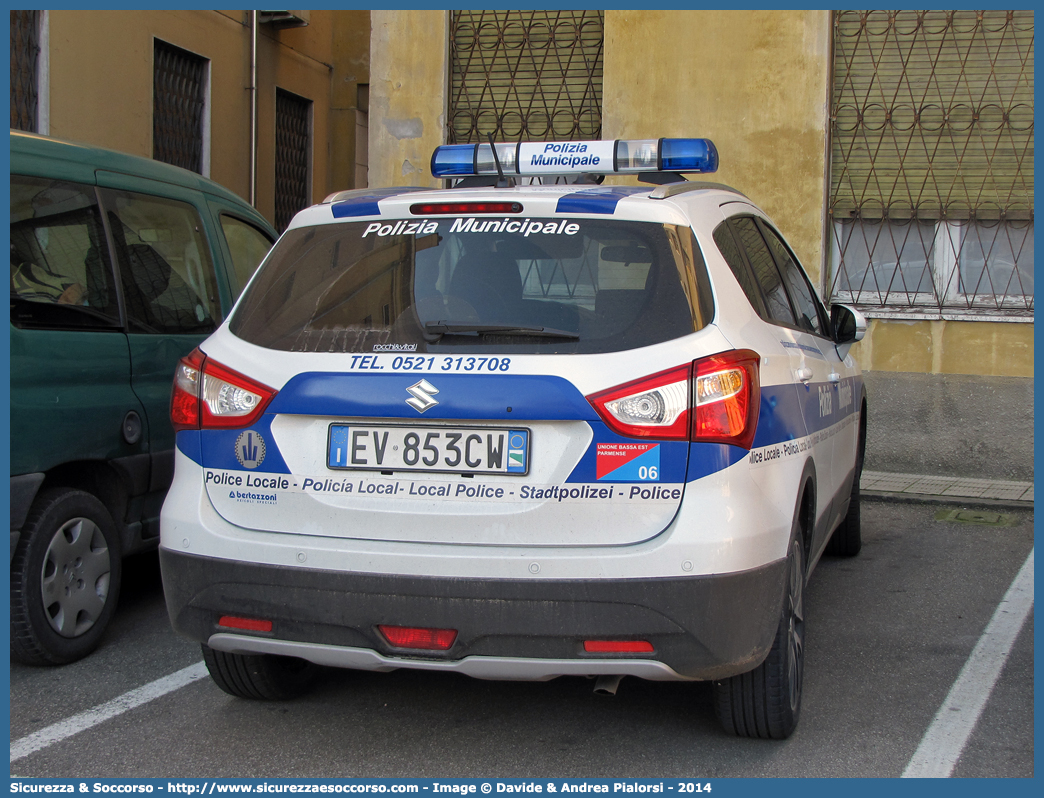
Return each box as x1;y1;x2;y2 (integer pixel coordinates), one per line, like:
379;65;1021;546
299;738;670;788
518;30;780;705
593;675;623;696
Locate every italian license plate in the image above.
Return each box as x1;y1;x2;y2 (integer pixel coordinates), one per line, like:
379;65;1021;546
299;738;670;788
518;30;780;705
328;424;530;475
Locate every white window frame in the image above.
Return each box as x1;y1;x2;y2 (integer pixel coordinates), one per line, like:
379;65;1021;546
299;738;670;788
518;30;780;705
830;219;1033;322
37;11;49;135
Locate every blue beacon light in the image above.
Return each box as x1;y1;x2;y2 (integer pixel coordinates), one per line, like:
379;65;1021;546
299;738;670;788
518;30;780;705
430;138;718;178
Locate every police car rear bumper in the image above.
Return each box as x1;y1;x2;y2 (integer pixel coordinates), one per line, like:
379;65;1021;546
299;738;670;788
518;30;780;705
160;548;787;681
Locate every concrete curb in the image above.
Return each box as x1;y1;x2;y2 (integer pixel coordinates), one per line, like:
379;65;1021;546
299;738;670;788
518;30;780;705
862;490;1034;511
860;470;1034;511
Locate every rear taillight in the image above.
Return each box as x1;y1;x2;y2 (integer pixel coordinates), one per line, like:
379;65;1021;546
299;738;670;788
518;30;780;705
586;365;692;440
692;350;760;450
586;351;760;448
171;349;205;431
170;348;276;431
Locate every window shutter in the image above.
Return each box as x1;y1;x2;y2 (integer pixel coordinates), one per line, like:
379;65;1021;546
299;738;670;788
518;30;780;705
449;11;603;144
831;10;1034;222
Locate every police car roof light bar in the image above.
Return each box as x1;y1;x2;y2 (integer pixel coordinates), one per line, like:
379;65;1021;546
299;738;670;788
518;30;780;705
430;138;718;179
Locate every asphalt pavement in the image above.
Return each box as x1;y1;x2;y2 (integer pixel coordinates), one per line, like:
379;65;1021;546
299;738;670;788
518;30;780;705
9;479;1035;779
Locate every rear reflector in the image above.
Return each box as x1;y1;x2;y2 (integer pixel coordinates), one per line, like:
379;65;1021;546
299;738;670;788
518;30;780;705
583;640;655;653
218;616;273;633
378;625;458;651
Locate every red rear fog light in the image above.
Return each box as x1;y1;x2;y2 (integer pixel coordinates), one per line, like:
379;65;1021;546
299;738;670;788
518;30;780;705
583;640;655;653
218;615;273;633
378;625;458;651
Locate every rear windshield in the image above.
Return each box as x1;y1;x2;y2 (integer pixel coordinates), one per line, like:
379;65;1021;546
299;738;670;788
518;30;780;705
229;216;712;354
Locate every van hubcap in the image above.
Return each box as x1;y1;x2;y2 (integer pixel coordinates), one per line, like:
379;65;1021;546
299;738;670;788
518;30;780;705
40;518;111;638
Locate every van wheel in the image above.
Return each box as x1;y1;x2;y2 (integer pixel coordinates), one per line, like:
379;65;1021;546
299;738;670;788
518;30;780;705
11;488;122;665
202;644;317;700
713;536;805;739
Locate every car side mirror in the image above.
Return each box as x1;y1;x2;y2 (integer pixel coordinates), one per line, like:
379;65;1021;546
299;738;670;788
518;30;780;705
831;303;866;360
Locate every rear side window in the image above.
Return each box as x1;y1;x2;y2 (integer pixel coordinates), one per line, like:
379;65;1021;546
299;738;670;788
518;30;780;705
219;214;274;296
728;216;797;328
713;222;765;317
759;222;828;336
103;190;221;335
10;176;122;330
230;217;708;354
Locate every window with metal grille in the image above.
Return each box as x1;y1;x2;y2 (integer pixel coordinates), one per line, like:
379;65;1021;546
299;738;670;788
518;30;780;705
449;10;603;145
829;10;1033;319
154;40;207;174
275;88;312;232
11;10;40;132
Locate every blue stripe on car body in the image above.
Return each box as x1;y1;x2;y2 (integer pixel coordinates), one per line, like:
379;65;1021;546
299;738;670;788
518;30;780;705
267;372;599;421
555;187;646;214
330;188;428;219
176;376;862;483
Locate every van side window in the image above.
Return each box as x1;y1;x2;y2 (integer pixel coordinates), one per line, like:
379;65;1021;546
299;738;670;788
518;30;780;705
10;176;122;330
103;190;221;334
219;214;274;296
729;216;797;327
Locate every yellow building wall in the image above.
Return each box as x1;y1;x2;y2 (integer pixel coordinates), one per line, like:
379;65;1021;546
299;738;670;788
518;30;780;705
330;11;372;193
851;321;1034;377
602;10;832;288
363;10;1032;379
601;10;1032;379
367;10;448;189
44;10;369;226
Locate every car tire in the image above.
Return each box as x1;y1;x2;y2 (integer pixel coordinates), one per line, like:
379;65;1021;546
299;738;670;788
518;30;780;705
11;488;122;665
825;405;865;557
712;535;805;739
202;643;318;700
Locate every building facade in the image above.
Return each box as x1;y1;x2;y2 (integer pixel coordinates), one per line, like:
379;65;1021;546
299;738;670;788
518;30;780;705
363;9;1033;479
366;9;1034;381
10;10;1033;477
10;9;371;231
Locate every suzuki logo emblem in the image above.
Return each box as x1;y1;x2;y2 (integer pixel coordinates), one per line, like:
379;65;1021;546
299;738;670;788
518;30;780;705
405;379;440;413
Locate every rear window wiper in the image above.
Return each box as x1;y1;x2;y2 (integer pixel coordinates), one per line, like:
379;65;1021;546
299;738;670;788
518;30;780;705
423;321;579;341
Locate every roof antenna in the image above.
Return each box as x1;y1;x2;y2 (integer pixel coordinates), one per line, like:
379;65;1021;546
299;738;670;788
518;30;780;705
487;133;510;187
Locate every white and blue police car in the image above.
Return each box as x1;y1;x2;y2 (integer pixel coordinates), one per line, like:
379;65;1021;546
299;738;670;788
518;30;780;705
160;138;867;739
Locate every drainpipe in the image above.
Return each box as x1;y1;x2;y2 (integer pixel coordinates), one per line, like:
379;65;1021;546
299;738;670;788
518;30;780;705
249;10;258;207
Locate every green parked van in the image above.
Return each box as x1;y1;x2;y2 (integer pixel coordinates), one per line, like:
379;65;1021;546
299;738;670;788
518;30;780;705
10;130;276;664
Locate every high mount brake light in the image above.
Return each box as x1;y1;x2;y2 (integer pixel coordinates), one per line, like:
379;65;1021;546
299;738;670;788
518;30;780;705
586;351;760;448
409;202;523;215
170;348;276;431
430;138;718;179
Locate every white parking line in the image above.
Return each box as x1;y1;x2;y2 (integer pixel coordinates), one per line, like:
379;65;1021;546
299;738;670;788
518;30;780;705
902;548;1034;778
10;661;209;763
